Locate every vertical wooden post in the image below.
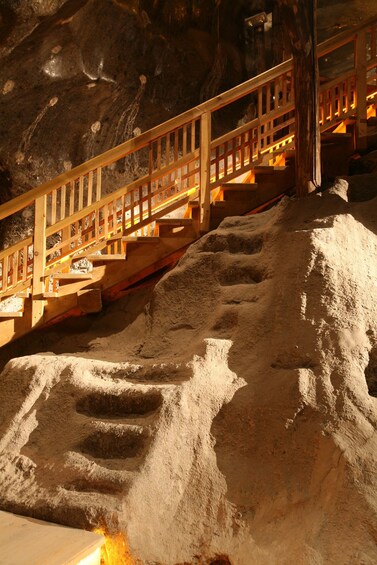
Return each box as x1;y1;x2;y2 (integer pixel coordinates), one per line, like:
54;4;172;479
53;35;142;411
32;195;46;327
200;111;211;233
355;30;368;150
278;0;321;196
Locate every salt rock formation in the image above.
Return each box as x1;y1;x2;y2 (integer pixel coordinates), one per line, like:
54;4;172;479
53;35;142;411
0;183;377;564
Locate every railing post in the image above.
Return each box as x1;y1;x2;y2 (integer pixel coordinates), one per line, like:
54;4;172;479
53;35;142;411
355;29;368;150
200;111;211;233
32;195;46;327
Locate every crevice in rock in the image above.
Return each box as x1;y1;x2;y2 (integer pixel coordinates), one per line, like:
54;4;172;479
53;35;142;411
365;345;377;397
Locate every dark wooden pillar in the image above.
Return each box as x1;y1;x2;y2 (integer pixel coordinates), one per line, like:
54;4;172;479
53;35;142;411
278;0;321;196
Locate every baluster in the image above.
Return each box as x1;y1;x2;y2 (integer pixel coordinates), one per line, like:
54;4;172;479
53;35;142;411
2;256;8;292
215;147;220;182
148;142;153;218
95;203;100;242
22;246;27;281
166;133;170;166
232;138;237;173
174;129;179;162
183;124;187;156
355;29;368;149
69;181;75;216
282;74;287;106
87;170;94;206
139;186;143;222
122;195;126;232
78;176;84;210
331;87;336;120
257;88;263;155
12;253;17;287
191;120;196;151
224;142;229;177
60;184;66;221
157;138;162;169
130;190;135;227
51;190;57;225
96;167;102;201
240;132;245;168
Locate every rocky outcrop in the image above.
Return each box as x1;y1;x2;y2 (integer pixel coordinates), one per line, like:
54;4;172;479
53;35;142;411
0;183;376;564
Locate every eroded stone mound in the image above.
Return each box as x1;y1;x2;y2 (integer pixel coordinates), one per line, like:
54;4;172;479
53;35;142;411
1;183;377;564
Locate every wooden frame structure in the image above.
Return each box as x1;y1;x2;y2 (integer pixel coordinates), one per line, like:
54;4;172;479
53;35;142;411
0;16;377;344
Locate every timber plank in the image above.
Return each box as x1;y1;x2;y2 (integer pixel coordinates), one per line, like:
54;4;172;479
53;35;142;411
0;510;104;565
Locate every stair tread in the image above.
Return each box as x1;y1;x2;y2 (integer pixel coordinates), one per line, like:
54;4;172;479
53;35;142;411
122;236;160;243
53;272;93;280
253;166;287;173
221;183;258;191
107;235;160;243
0;311;23;318
321;132;353;143
156;218;193;226
15;289;30;298
88;254;125;261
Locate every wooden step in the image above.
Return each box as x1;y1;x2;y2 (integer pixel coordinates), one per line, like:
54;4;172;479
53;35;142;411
211;200;255;215
123;240;162;257
253;166;286;174
184;199;200;221
15;289;30;298
321;132;353;144
221;183;259;202
0;311;23;318
87;254;125;262
155;218;193;226
221;183;258;192
155;217;196;237
42;292;59;298
107;235;160;244
53;272;93;281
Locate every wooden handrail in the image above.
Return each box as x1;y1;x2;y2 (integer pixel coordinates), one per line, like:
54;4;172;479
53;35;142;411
1;15;376;221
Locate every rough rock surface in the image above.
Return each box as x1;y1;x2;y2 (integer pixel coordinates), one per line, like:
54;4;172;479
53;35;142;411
0;181;377;564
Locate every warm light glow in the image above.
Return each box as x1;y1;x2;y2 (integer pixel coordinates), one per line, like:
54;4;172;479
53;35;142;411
260;135;294;155
93;529;136;565
367;104;377;118
77;547;102;565
333;121;347;134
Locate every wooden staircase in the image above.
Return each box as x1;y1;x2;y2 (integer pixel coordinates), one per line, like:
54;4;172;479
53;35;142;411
0;15;377;347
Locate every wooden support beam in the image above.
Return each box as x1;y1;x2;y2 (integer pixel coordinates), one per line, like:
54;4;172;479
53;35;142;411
200;111;211;232
278;0;321;195
31;195;46;327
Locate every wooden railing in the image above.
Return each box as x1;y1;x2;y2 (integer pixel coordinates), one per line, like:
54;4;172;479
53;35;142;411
0;15;377;324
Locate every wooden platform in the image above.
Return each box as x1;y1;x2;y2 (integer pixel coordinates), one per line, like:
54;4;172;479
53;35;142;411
0;511;104;565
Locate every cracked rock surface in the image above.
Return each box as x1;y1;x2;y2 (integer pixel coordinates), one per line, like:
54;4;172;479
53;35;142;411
0;180;377;564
